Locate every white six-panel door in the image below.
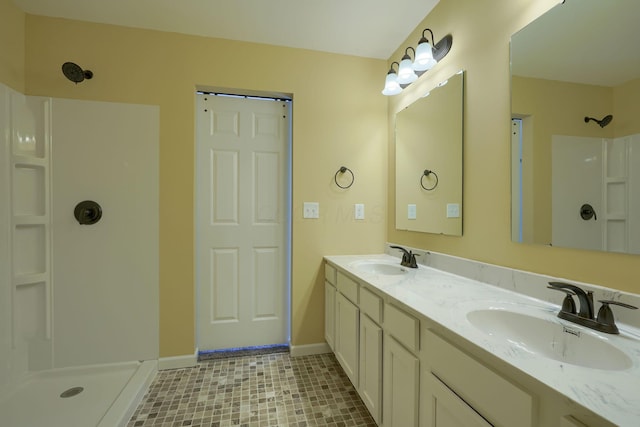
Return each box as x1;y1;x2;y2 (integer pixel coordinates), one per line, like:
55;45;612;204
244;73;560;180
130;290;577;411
196;93;289;351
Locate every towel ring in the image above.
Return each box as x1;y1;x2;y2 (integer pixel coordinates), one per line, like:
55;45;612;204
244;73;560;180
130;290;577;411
334;166;355;189
420;169;439;191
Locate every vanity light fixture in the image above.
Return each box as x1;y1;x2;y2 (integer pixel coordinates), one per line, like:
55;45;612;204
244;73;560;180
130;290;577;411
397;47;419;84
382;29;453;96
413;29;437;71
382;62;403;96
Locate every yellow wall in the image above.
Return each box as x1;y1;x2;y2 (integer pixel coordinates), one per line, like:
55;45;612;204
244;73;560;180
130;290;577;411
614;78;640;137
20;16;388;357
0;0;25;91
387;0;640;294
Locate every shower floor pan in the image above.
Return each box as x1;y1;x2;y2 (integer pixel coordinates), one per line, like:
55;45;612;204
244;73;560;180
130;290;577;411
0;360;156;427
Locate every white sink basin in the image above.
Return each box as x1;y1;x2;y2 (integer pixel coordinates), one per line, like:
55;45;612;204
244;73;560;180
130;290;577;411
467;308;632;371
350;260;408;276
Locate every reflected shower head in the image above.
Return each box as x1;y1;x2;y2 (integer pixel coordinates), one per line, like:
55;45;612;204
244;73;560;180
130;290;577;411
584;115;613;128
62;62;93;84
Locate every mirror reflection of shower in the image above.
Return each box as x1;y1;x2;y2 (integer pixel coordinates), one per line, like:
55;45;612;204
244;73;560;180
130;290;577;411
61;62;93;84
584;114;613;128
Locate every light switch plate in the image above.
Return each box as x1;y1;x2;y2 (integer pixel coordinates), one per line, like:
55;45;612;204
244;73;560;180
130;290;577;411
408;204;417;220
446;203;460;218
354;203;365;220
303;202;319;219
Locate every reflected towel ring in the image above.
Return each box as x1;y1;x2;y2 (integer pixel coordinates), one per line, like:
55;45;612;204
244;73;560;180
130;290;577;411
420;169;439;191
334;166;355;189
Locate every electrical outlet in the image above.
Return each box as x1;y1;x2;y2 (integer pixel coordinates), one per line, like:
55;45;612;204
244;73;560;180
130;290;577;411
446;203;460;218
303;202;319;219
354;203;365;220
408;204;417;220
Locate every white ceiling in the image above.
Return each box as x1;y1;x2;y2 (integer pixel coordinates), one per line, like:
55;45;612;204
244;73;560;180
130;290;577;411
12;0;439;59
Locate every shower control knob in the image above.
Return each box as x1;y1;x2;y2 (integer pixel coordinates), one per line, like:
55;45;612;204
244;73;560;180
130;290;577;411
74;200;102;225
580;203;596;220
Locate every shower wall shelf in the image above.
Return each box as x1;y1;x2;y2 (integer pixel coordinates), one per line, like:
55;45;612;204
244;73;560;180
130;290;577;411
7;91;53;358
603;138;630;253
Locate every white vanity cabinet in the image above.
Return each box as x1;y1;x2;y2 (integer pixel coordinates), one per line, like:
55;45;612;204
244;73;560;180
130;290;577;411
325;261;424;427
560;416;589;427
359;286;383;425
384;303;421;427
428;373;492;427
384;335;420;426
324;257;623;427
334;272;360;387
422;330;534;427
324;264;336;350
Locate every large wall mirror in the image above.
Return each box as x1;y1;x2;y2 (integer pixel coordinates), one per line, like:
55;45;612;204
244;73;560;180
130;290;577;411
511;0;640;254
396;70;464;235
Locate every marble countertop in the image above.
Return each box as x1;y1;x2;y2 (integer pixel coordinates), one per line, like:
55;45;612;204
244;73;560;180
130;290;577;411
324;254;640;427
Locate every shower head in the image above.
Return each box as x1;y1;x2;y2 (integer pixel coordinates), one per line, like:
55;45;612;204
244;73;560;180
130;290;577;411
584;115;613;128
62;62;93;84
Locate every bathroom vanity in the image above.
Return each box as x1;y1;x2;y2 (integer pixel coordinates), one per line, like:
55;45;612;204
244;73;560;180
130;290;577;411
324;252;640;427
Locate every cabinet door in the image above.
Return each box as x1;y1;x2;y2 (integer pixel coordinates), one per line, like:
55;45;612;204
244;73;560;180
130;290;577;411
384;336;420;427
560;416;589;427
426;330;532;427
428;374;492;427
359;313;382;425
325;281;336;350
335;292;359;387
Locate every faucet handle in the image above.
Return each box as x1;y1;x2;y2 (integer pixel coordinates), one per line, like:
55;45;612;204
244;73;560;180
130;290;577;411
408;251;420;268
596;300;638;334
598;300;638;310
547;286;577;314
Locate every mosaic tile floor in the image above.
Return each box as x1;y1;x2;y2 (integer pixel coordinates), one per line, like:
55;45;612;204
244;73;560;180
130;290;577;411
127;351;377;427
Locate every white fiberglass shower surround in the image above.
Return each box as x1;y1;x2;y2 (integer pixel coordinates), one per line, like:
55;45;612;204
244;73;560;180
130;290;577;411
552;134;640;253
0;82;159;426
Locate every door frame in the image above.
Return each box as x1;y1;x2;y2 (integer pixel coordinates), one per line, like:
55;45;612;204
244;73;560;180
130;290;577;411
193;87;293;353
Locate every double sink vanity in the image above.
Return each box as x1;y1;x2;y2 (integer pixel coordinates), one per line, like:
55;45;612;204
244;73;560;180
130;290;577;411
360;1;640;425
324;249;640;427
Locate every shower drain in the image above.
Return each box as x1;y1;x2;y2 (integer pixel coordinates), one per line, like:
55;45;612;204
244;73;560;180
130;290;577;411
60;386;84;398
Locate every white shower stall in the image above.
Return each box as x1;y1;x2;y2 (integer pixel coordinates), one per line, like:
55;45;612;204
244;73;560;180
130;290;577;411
0;82;159;426
552;134;640;254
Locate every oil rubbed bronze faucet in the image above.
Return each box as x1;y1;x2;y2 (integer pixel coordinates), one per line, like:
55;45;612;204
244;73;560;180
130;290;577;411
389;245;419;268
548;282;637;334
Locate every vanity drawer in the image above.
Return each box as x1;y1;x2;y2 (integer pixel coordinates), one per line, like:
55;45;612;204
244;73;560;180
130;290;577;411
427;330;533;427
360;286;382;324
325;263;336;285
337;272;358;304
384;303;419;352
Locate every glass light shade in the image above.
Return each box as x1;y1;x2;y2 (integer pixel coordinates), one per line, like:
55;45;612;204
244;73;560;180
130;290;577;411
413;42;437;71
397;57;418;84
382;72;402;96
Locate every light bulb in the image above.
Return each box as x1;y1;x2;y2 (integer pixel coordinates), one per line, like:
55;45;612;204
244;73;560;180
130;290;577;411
413;41;437;71
382;72;402;96
397;57;417;84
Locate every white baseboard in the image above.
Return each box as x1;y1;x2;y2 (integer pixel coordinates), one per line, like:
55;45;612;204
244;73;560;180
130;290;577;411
158;350;198;370
289;342;331;357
